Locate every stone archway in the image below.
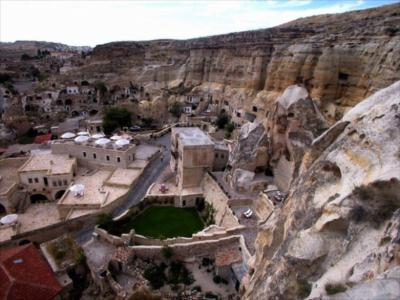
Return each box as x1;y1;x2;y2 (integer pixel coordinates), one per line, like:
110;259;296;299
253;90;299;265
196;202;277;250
54;190;66;200
30;193;48;204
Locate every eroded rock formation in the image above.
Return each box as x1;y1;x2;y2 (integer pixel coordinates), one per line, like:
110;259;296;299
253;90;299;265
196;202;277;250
244;81;400;299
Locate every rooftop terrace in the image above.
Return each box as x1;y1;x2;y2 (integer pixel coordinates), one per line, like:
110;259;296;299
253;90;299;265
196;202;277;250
18;153;76;175
172;127;214;147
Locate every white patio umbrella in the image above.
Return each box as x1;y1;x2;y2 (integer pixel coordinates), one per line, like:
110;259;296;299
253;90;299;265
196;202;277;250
115;138;130;147
77;131;90;136
92;133;105;139
95;138;111;146
69;184;85;196
61;132;76;139
0;214;18;225
74;135;90;143
110;135;122;141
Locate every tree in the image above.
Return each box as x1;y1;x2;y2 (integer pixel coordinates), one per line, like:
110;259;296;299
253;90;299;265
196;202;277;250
96;213;113;228
224;122;235;139
21;53;32;61
0;73;12;84
161;245;173;260
169;102;182;118
94;81;107;95
102;107;132;134
216;111;229;129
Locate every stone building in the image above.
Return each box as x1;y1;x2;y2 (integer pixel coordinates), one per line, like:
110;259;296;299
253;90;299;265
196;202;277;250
171;127;215;191
170;127;229;204
18;153;77;202
51;139;136;169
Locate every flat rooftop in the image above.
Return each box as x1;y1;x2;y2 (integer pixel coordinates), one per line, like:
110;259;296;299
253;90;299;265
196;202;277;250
51;139;136;153
0;158;26;195
18;153;76;175
172;127;214;147
60;170;126;207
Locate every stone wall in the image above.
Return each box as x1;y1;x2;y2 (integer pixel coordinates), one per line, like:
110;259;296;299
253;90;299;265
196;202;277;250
51;142;136;169
202;173;240;228
132;235;243;260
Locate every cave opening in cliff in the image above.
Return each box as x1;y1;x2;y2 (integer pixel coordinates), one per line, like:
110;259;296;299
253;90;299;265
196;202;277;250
338;72;349;81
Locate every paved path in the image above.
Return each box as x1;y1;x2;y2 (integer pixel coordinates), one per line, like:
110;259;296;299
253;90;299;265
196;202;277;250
75;133;171;244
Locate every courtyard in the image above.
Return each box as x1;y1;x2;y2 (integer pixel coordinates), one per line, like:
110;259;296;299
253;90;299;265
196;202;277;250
107;206;204;239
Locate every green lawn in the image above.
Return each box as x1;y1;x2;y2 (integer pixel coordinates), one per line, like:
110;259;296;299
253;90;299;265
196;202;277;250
109;206;204;239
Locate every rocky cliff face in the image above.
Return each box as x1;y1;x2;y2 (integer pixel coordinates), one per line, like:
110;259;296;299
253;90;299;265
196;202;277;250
86;3;400;122
244;81;400;299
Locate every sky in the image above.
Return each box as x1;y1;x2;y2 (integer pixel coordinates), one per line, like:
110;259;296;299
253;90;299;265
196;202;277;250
0;0;398;46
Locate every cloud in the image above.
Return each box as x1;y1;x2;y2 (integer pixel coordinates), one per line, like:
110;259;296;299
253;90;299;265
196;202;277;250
0;0;391;46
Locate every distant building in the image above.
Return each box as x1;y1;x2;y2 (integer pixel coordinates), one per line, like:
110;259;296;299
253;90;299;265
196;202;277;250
66;86;79;95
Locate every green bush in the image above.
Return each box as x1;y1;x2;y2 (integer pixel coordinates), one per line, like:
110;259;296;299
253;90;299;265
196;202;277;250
297;279;312;298
102;107;132;134
167;261;194;286
325;283;347;295
169;102;183;118
144;264;166;289
216;111;229;129
161;245;173;260
96;213;113;228
75;250;86;265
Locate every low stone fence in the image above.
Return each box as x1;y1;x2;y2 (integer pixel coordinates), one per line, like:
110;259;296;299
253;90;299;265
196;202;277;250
131;235;243;261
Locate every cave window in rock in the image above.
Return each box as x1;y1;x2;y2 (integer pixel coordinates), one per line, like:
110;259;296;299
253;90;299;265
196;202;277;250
0;203;6;216
288;112;294;118
30;193;48;203
65;99;72;106
265;167;274;177
18;239;31;246
55;190;65;200
252;106;258;112
284;148;291;161
71;111;79;117
338;72;349;81
89;110;98;116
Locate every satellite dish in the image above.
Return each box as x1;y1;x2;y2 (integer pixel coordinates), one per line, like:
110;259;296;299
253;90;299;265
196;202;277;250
115;138;130;147
61;132;76;139
0;214;18;225
95;138;111;146
74;135;90;143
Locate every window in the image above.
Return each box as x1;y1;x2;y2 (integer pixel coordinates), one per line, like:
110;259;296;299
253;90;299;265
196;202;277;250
34;178;39;183
106;155;110;161
53;181;57;187
58;180;62;186
93;153;96;159
215;153;219;158
252;106;258;112
117;157;121;163
63;180;67;186
28;178;33;184
83;151;86;157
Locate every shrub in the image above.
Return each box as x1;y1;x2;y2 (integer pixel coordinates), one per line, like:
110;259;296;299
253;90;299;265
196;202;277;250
297;279;312;298
0;73;12;84
75;250;86;265
167;261;194;286
325;283;347;295
96;213;113;228
216;111;229;129
102;107;132;134
144;264;166;289
169;102;183;118
213;275;222;284
161;245;173;260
